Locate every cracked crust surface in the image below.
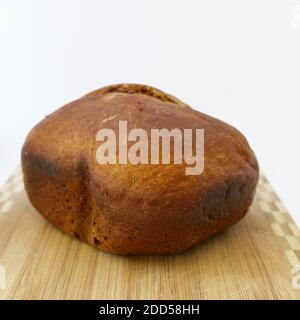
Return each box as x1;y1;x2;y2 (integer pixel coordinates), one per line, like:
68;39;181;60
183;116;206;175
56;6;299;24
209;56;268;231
21;84;259;255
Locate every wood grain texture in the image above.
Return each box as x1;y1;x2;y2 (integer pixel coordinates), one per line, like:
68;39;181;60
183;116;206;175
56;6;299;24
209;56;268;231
0;168;300;300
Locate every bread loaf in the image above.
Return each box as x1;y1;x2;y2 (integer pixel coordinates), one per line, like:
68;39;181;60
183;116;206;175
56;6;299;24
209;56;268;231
22;84;259;255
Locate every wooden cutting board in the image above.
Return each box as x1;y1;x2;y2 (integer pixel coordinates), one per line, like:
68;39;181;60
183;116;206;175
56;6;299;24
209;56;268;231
0;167;300;300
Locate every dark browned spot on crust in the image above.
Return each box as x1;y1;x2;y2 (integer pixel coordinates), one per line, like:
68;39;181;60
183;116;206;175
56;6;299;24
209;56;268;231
94;237;101;246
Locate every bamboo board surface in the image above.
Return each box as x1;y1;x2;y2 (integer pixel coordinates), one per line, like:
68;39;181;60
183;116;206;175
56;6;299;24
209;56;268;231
0;167;300;300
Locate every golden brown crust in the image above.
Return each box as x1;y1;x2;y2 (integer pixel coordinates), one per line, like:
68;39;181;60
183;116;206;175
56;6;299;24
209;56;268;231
21;84;259;255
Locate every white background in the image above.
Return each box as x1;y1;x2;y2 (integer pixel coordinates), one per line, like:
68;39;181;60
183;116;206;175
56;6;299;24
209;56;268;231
0;0;299;224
